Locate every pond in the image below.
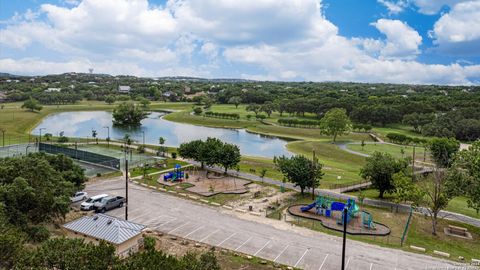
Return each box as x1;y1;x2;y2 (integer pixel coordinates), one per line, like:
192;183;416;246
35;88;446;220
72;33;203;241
32;111;292;158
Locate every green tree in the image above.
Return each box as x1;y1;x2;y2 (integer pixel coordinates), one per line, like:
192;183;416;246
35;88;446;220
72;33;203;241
178;140;208;168
360;152;408;198
259;168;267;182
228;96;242;108
193;107;203;115
319;108;351;142
157;136;167;156
274;155;323;197
139;97;151;108
104;95;116;104
217;143;241;173
112;102;148;126
261;101;276;117
21;97;43;112
451;140;480;213
246;104;261;116
91;129;98;144
428;137;460;167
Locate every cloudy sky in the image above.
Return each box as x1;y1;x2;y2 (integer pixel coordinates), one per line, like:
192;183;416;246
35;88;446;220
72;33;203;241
0;0;479;85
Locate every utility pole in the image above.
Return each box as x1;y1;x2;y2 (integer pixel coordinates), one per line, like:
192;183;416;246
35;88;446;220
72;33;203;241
341;203;349;270
104;126;110;148
1;128;5;147
125;159;129;221
412;144;416;181
142;130;145;148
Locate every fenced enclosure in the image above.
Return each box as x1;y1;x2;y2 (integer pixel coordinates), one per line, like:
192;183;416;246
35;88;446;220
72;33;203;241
39;143;121;170
0;143;37;158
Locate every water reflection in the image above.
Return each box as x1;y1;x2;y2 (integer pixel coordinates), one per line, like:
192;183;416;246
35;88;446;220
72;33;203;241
32;111;292;158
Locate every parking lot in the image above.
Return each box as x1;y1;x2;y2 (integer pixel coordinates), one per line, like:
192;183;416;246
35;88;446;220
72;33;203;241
85;178;456;270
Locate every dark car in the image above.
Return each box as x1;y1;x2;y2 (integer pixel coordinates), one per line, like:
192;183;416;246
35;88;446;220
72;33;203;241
93;196;125;213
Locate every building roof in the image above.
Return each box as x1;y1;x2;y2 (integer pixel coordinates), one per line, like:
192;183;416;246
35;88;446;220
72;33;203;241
118;85;131;91
63;214;145;245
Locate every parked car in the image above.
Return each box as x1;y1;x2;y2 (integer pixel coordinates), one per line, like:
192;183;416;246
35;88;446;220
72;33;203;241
70;191;88;203
80;193;109;211
93;196;125;213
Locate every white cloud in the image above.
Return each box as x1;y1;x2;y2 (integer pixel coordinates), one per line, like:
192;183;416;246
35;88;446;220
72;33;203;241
430;1;480;54
0;0;479;85
377;0;408;14
411;0;470;15
372;19;422;59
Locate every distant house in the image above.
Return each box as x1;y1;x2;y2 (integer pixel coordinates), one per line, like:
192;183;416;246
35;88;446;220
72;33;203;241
162;91;175;97
63;214;146;257
118;85;131;93
184;86;191;93
45;88;61;93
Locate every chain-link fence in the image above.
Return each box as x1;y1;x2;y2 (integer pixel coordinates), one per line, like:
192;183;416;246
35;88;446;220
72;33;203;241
39;143;121;170
0;143;37;158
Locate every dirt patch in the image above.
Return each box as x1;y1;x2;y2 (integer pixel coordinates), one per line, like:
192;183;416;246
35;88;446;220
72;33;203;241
159;169;251;196
227;183;295;213
288;205;390;236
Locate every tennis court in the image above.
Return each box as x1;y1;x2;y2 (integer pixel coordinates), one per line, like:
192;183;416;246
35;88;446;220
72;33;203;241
75;144;157;169
0;143;37;158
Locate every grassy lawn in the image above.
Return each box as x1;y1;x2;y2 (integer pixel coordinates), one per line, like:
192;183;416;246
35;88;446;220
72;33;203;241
287;141;366;187
373;124;430;141
347;143;430;162
276;193;480;261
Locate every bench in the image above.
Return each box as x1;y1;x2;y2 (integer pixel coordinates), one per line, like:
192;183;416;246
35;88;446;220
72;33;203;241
448;225;468;236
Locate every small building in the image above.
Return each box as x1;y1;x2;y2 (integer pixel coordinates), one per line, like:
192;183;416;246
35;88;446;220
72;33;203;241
63;214;146;257
118;85;131;93
45;87;61;92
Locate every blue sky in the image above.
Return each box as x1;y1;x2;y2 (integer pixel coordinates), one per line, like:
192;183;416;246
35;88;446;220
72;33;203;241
0;0;479;85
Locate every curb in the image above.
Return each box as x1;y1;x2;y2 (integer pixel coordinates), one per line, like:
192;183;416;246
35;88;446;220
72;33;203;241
409;245;426;252
433;250;450;258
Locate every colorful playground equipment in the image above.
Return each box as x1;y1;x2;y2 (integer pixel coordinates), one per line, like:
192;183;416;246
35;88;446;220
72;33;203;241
301;196;360;225
362;211;376;229
163;164;185;182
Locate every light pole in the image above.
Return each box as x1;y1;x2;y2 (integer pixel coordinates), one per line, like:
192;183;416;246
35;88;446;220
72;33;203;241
0;128;5;147
104;126;110;148
141;130;145;148
341;201;351;270
39;128;46;145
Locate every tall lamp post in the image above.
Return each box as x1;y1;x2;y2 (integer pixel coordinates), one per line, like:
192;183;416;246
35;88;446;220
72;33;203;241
39;128;46;145
141;130;145;148
0;128;5;147
341;201;351;270
104;126;110;148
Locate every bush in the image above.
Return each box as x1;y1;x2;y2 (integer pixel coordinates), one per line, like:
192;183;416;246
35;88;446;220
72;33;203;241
204;111;240;120
137;145;146;153
278;118;320;128
386;133;411;144
193;107;203;115
27;225;50;243
171;152;177;159
57;136;69;143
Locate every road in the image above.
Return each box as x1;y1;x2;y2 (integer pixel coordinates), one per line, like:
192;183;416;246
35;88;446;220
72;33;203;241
84;177;457;270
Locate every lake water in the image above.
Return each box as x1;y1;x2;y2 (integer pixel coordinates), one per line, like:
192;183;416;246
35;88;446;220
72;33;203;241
32;111;292;158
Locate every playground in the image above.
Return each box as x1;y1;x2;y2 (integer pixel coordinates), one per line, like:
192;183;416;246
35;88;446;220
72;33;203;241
288;196;390;236
158;165;252;197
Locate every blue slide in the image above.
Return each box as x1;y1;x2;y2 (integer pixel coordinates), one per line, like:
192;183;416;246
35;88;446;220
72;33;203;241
330;202;346;211
301;202;317;212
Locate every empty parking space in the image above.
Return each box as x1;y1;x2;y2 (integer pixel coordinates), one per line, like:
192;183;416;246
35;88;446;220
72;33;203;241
204;230;235;246
171;222;200;236
274;245;308;266
254;240;289;261
318;254;341;270
235;236;269;255
295;250;326;270
346;257;373;270
188;226;218;242
218;232;249;250
155;218;184;232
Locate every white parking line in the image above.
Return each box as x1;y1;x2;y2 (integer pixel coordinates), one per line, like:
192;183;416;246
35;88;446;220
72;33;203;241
273;244;289;262
294;248;310;267
217;232;236;247
130;212;155;222
168;222;190;234
156;218;177;228
345;257;351;269
319;254;329;270
234;236;252;251
254;240;271;256
184;226;204;238
370;262;373;270
200;229;219;242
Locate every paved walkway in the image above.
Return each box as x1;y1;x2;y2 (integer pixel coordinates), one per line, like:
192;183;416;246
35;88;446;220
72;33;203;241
84;178;457;270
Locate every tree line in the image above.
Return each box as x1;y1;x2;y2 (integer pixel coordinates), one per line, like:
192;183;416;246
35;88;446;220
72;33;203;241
204;111;240;120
